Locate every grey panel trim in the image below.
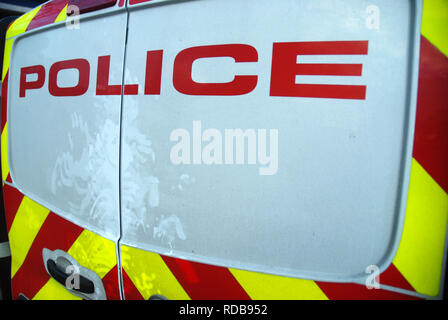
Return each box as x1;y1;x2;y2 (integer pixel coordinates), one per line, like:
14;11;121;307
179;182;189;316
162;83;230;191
0;241;10;258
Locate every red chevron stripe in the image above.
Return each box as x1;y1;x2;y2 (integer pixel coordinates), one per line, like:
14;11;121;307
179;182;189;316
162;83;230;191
122;268;144;300
26;0;68;32
162;256;251;300
101;265;121;300
12;212;83;299
316;281;421;300
68;0;118;15
1;71;8;131
413;36;448;193
380;264;415;292
2;184;24;232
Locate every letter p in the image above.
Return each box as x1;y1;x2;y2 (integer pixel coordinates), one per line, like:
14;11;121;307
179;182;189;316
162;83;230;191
20;65;45;98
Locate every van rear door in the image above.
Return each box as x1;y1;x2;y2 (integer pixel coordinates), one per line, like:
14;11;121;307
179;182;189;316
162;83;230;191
119;0;422;299
3;1;126;299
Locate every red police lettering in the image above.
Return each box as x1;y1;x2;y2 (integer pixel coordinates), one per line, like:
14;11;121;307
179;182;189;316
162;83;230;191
173;44;258;96
145;50;163;95
270;41;368;100
96;55;139;95
49;59;90;97
19;65;45;97
19;40;368;99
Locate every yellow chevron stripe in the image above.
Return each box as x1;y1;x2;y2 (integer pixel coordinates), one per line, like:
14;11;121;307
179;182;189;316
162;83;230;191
6;6;41;39
421;0;448;57
121;246;190;300
2;38;13;81
393;158;448;296
229;268;328;300
55;4;68;23
33;279;82;300
2;37;12;182
1;124;9;181
33;230;117;300
67;229;117;278
8;196;50;278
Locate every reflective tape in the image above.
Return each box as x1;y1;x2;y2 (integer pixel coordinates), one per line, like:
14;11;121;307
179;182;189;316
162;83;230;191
2;39;13;81
121;246;189;300
393;159;448;296
120;245;420;300
67;230;117;279
229;268;328;300
161;255;251;300
1;123;9;181
421;0;448;57
8;196;50;278
26;0;68;32
6;6;41;39
32;279;82;300
55;4;68;23
11;212;83;300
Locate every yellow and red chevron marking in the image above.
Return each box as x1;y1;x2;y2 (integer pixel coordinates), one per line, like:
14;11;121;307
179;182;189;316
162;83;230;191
421;0;448;58
379;0;448;297
3;184;120;300
4;0;68;39
121;245;421;300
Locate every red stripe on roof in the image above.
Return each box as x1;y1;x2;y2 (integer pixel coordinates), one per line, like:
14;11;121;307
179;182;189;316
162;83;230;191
11;212;83;300
26;0;69;32
413;36;448;193
2;184;24;232
161;256;251;300
316;281;421;300
129;0;154;5
68;0;117;15
122;268;144;300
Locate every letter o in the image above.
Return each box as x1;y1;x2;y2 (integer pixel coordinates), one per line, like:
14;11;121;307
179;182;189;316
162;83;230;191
49;59;90;97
